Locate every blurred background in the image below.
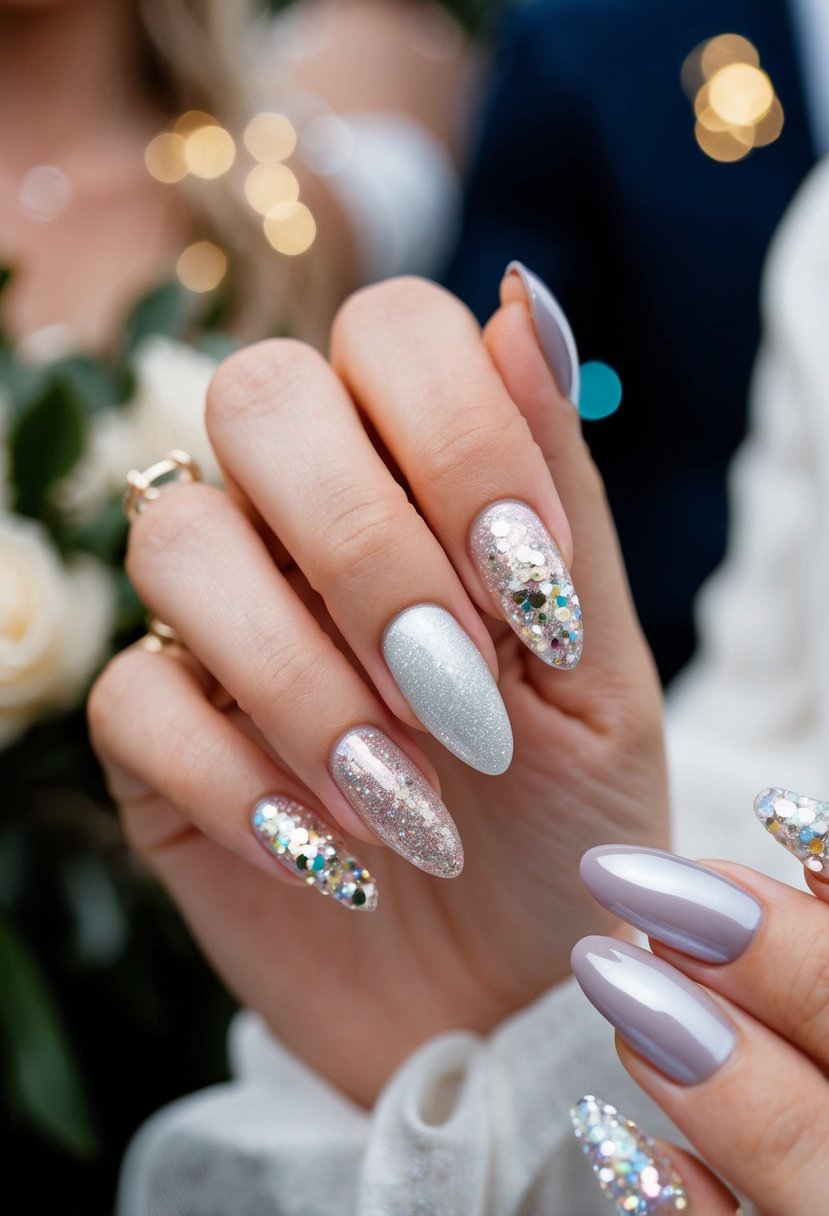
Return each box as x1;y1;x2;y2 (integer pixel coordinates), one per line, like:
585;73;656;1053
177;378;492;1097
0;0;820;1209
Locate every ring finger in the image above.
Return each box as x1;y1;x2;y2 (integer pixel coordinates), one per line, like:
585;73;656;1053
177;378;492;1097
125;480;464;878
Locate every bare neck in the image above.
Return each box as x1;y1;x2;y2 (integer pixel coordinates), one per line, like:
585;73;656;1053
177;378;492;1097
0;0;161;169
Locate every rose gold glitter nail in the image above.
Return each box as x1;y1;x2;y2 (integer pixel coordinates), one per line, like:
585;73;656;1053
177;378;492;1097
469;499;583;668
330;726;464;878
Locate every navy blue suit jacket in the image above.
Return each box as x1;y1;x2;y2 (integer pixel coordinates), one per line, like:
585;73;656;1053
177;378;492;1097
447;0;815;680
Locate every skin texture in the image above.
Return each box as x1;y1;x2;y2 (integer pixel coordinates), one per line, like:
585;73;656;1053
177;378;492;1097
90;274;668;1106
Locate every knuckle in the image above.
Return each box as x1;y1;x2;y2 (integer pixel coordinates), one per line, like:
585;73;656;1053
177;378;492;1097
250;635;331;722
309;487;414;590
87;647;150;751
419;409;532;492
126;482;223;584
741;1086;817;1183
784;934;829;1052
206;338;327;436
333;276;474;350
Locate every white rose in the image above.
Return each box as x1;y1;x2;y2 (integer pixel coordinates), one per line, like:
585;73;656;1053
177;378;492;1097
0;512;116;749
59;336;222;516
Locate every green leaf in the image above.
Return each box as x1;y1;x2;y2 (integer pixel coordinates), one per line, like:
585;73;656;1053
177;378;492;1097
0;267;12;295
0;908;97;1156
122;280;189;355
48;355;123;415
10;377;87;518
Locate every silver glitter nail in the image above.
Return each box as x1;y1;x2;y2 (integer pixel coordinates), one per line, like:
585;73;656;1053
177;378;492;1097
382;604;513;776
469;499;583;668
330;726;464;878
571;1095;688;1213
252;796;378;910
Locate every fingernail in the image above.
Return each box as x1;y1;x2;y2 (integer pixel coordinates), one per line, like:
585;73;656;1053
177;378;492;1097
571;936;737;1085
506;260;580;405
755;786;829;873
252;796;378;911
581;845;762;964
469;499;583;668
330;725;464;878
382;604;513;776
571;1094;689;1214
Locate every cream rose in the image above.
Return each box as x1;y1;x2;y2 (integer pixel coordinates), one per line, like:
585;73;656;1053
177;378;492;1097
58;335;222;516
0;512;116;749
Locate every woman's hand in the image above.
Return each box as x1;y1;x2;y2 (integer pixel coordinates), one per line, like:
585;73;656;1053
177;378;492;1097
571;789;829;1215
89;272;666;1106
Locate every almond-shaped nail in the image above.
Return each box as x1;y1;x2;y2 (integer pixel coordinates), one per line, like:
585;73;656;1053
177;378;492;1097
469;499;583;668
252;796;378;910
581;845;762;964
506;260;580;405
382;603;513;776
571;936;737;1085
571;1094;689;1213
755;786;829;873
330;725;463;878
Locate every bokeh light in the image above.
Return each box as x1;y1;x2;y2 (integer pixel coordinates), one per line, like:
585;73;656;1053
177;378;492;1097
244;163;300;216
682;33;783;162
578;362;623;421
183;124;236;179
243;112;297;163
176;241;228;292
174;110;217;137
144;132;188;183
263;201;317;255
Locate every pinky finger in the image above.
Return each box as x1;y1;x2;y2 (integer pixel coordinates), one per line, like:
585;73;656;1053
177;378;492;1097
87;644;379;911
570;1094;743;1215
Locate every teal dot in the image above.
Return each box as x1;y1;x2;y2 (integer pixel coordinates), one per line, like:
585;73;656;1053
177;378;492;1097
312;854;326;871
556;595;568;607
578;361;622;420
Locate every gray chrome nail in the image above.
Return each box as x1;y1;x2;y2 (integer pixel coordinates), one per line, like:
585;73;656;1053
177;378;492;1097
506;260;580;404
382;604;513;776
581;845;762;964
571;936;737;1085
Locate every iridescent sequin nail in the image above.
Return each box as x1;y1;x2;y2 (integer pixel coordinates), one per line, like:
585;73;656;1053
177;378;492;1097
469;500;583;668
252;796;378;910
571;1095;688;1213
330;725;463;878
755;786;829;873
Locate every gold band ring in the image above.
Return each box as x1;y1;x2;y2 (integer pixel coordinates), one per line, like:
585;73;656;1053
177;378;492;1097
123;449;203;523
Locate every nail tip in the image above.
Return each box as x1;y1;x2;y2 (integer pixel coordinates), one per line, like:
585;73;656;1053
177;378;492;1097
251;795;379;912
755;784;829;872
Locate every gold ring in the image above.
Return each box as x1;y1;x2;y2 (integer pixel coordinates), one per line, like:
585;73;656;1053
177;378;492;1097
123;449;203;522
141;616;187;655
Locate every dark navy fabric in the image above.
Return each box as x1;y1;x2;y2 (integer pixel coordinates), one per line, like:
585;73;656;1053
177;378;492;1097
446;0;815;681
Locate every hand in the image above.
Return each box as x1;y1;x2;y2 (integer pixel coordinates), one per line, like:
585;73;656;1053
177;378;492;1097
571;788;829;1215
89;272;666;1106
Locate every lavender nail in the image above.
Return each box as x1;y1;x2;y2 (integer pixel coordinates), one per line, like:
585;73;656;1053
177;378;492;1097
506;261;580;405
581;845;762;964
571;937;737;1085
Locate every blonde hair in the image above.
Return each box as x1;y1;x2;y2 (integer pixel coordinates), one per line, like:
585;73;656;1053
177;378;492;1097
138;0;331;344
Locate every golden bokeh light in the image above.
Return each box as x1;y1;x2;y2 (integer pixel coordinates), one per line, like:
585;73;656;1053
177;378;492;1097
183;124;236;179
244;112;298;163
176;241;228;292
244;163;300;216
753;96;785;147
684;34;783;162
708;62;774;127
174;110;217;137
145;132;188;183
700;33;759;79
263;201;317;255
694;121;752;163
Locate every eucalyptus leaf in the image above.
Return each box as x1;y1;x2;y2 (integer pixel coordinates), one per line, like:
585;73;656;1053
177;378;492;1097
10;377;87;518
0;908;97;1156
0;266;11;295
122;280;189;355
50;355;123;415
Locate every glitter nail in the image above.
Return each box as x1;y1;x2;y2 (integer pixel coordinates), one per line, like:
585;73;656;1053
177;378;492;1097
754;786;829;873
571;1095;688;1213
330;725;463;878
469;500;583;668
252;796;378;910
